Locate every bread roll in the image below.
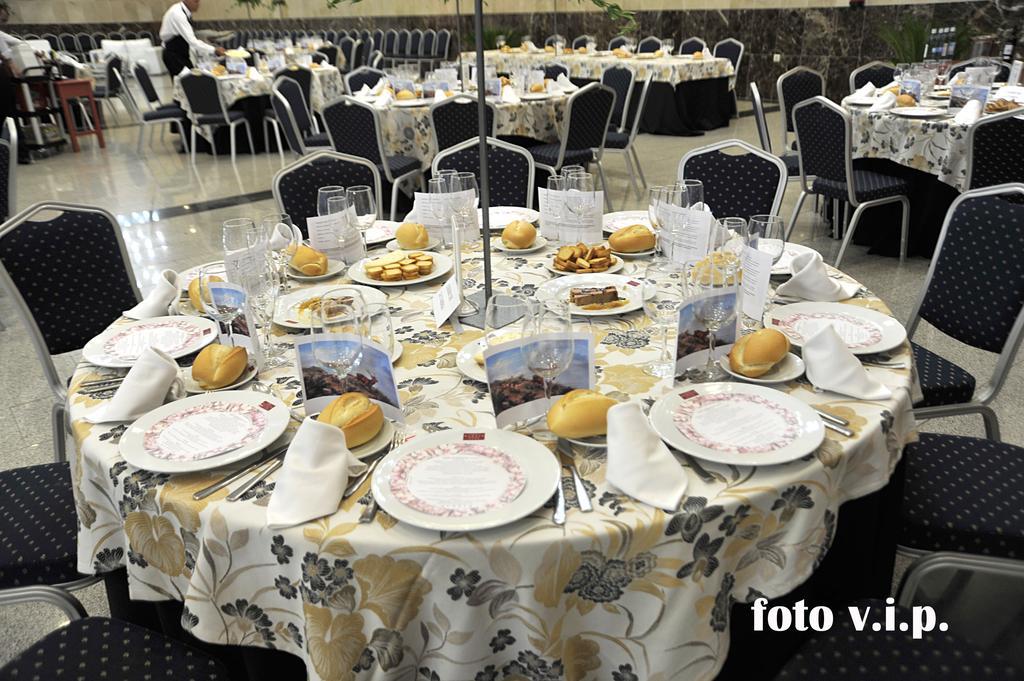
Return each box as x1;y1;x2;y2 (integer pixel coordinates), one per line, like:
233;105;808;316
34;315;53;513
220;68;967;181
396;89;416;100
192;344;248;389
546;389;617;438
608;224;655;253
895;93;916;107
727;328;790;378
501;220;537;249
188;275;222;310
530;82;545;93
396;222;430;249
319;393;384;447
692;51;704;59
291;244;328;276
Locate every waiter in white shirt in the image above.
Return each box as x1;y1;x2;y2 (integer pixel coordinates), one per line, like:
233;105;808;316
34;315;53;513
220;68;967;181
159;0;224;77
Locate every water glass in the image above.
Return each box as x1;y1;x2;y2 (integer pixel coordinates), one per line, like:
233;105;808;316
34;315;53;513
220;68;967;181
484;294;531;350
522;304;574;440
747;214;786;265
346;186;377;233
561;164;585;179
675;179;704;210
317;185;345;217
690;257;739;382
198;263;242;346
427;177;453;247
563;172;595;243
643;260;687;378
365;302;395;361
315;287;368;376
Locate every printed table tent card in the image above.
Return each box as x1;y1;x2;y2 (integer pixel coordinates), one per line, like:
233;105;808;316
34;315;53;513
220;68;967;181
296;332;403;421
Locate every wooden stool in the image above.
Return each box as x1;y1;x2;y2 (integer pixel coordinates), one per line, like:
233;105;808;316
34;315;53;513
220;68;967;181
53;79;105;153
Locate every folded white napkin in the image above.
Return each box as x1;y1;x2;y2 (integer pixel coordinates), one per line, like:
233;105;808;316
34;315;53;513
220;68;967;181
776;251;860;301
501;85;521;104
433;88;447;102
522;40;538;52
370;77;386;95
267;417;368;528
546;79;562;93
358;83;372;96
268;222;293;251
374;89;394;109
556;73;578;92
869;91;896;111
702;47;713;59
954;99;983;125
123;269;178;320
607;402;688;511
83;347;180;423
854;83;876;97
803;325;892;400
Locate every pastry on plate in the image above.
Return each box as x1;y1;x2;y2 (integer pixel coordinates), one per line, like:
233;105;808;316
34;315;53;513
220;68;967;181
319;392;384;447
728;328;790;378
290;244;329;276
547;389;617;438
192;344;248;389
608;224;655;253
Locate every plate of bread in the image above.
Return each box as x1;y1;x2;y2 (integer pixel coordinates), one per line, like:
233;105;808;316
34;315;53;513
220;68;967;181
719;329;805;384
537;273;652;316
288;244;345;281
274;284;389;329
547;389;617;448
386;222;441;252
492;220;547;253
546;243;622;275
183;344;259;393
310;392;396;459
607;224;656;257
349;250;452;287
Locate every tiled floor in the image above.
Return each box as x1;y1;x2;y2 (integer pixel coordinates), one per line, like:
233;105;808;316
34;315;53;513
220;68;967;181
0;91;1020;665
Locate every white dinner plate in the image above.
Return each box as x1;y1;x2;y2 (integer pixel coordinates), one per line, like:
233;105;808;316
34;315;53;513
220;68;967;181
491;236;549;254
456;338;488;383
564;434;607;449
718;350;806;385
83;316;219;368
771;243;821;275
603;210;652;234
386;237;442;252
544;256;623;276
845;95;878;106
371;428;560;531
648;383;825;466
478;206;541;231
181;363;259;394
119;391;291;473
348;251;453;287
537;273;651;316
766;302;907;355
611;247;655;258
287;258;346;282
890;106;947;118
391;98;429;107
273;284;389;329
365;221;400;246
520;92;554;100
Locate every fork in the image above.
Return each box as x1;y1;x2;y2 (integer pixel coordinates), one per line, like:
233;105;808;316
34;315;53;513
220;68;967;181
359;429;404;523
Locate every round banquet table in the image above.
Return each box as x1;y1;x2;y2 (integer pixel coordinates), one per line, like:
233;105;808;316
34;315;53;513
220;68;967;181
67;239;917;681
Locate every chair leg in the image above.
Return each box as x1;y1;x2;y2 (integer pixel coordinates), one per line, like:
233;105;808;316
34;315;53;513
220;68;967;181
271;120;284;164
230;122;238;164
979;405;1001;442
244;120;255;157
834;202;868;269
389;180;400;221
595;161;613;212
174;120;189;152
898;196;910;263
621;151;640;208
51;402;67;464
630;146;647;189
784;190;808;241
208;126;218;157
831;199;841;239
136;123;146;154
190;126;197;164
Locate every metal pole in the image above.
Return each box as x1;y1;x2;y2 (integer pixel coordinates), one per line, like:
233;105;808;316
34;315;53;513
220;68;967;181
455;0;463;90
473;0;492;302
552;0;558;41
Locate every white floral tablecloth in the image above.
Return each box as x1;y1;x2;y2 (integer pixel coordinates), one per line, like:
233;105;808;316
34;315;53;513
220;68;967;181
848;106;970;190
466;50;734;86
172;66;345;116
68;241;916;681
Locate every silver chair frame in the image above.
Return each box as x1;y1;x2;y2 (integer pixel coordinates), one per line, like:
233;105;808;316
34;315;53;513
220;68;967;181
605;73;652;207
677;36;706;55
948;57;1012;80
713;38;744;117
180;72;256;166
963;108;1024;191
344;66;386;94
776;65;824;155
678;138;788;218
636;36;662;53
119;69;188;155
848;60;895;93
904;183;1024;441
271;149;385;225
428;94;497;153
432;136;536;210
898;552;1024;606
1;118;18;222
749;81;772;153
787;96;909;266
0;202;141;464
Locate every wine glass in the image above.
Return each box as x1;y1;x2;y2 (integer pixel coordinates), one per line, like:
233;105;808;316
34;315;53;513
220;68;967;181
563;171;595;244
317;185;345;217
449;171;479;244
346;185;377;234
894;63;909;84
198;263;242;347
428;177;453;247
315;287;368;379
676;179;704;210
365;302;395;362
261;213;299;289
249;252;287;367
690;256;739;382
222;217;257;283
484;294;531;350
561;164;585;179
747;214;786;265
662;38;675;55
643;260;687;378
522;304;574;440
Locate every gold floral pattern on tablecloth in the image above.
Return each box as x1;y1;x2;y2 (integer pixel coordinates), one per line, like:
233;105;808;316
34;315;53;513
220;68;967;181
468;50;734;86
69;244;916;681
172;66;345;117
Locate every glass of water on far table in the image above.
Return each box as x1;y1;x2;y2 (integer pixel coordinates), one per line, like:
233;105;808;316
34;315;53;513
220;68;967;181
346;185;377;235
643;260;687;379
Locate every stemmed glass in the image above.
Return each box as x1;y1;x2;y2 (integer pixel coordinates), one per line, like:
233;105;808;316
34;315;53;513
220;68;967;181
484;294;531;350
662;38;675;54
317;186;345;217
676;179;704;210
198;263;242;346
365;302;395;362
563;171;595;244
643;260;687;378
448;171;479;230
346;185;377;235
261;213;300;290
690;257;739;382
428;177;453;247
249;252;287;367
222;217;258;285
747;214;786;265
522;303;574;441
328;195;367;265
315;288;368;379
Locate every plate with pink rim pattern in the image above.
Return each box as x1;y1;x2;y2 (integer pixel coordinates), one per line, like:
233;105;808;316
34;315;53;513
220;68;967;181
648;383;825;466
766;302;906;355
371;429;560;531
83;316;219;368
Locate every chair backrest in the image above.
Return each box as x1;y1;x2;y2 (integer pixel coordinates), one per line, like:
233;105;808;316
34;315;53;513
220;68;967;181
713;38;743;71
356;39;372;69
58;33;79;53
948;57;1012;82
109;31;124;41
344;66;385;94
91;32;106;46
104;55;123;95
792;96;853;202
608;36;629;51
276;76;315;136
339;36;357;69
360;29;371;44
849;61;895;93
274;65;314;112
0;118;16;223
600;65;634;132
272;150;383;238
76;33;96;52
777;66;824;149
180;72;228;120
372;29;384;51
41;33;59;51
430;94;496;151
0;202;141;400
966;109;1024;192
272;82;308;155
124;31;139;41
433;137;536;209
397;29;409;54
622;74;653;147
907;184;1024;398
436;29;451;58
369;50;384;69
133;64;161;106
409;29;422;55
543;62;569;80
113;69;142;122
749;81;772;153
321;96;385;167
384;29;397;54
544;34;563;47
636;36;661;53
422;29;435;56
572;35;591;49
678;139;788;220
678;36;705;54
140;30;154;45
564;83;615;158
319;45;340;67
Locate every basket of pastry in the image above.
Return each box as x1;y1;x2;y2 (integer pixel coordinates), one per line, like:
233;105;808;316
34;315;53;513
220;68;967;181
363;250;435;282
552;243;618;274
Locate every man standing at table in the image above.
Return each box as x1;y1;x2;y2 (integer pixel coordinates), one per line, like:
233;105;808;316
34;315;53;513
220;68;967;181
159;0;224;77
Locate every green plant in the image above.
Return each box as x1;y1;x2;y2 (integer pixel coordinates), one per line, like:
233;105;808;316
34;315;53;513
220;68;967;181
467;26;524;50
879;16;929;63
233;0;264;18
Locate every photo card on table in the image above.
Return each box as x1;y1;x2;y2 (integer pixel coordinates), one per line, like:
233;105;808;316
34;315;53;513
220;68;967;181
208;281;264;371
296;332;403;421
675;289;738;374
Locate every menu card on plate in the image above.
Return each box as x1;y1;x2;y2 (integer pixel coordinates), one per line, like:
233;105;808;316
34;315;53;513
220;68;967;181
483;332;594;428
144;400;272;461
102;320;213;363
675;289;738;374
208;282;264;370
306;213;349;260
295;332;403;421
673;390;799;454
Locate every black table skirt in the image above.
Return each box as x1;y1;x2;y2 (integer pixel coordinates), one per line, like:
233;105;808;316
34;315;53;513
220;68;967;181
179;95;281;157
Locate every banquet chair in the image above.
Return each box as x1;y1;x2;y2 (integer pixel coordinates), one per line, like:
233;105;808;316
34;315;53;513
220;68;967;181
430;94;496;151
108;31;124;41
409;29;423;61
544;34;563;47
572;35;592;50
849;60;896;93
41;33;60;51
713;38;744;115
948;57;1012;83
372;28;384;51
272;150;383;238
0;118;17;222
338;36;358;72
435;29;452;59
139;30;154;45
0;616;232;680
601;65;634;132
433;137;536;208
121;72;189;154
75;32;97;54
903;183;1024;440
344;66;385;94
321;96;423;220
179;72;256;165
608;36;630;51
543;62;569;80
789;97;909;266
965;109;1024;192
396;29;410;63
58;32;80;56
677;36;706;54
678;139;788;220
421;29;436;62
636;36;662;53
133;63;178;112
92;55;128;125
776;65;824;155
274;65;315;121
750;81;801;180
383;29;397;62
369;50;384;70
604;74;652;206
320;44;340;67
271;76;332;157
124;31;139;41
529;83;616;211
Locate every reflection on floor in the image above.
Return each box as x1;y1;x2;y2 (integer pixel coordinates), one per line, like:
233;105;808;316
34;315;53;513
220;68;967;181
1;95;1020;665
